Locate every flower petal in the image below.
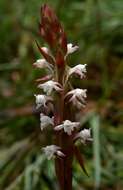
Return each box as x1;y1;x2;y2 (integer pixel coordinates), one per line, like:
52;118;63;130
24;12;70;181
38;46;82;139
67;43;79;55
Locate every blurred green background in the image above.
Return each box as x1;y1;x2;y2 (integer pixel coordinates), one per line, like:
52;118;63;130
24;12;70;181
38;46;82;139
0;0;123;189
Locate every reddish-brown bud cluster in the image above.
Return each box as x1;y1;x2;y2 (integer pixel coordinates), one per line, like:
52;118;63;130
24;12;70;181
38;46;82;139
37;4;67;67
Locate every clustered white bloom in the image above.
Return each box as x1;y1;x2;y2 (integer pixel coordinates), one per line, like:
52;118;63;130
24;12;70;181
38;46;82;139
34;42;92;160
34;94;49;109
75;129;93;144
40;113;54;130
55;120;80;135
68;64;87;79
38;80;63;95
33;59;53;73
42;145;65;160
65;88;87;109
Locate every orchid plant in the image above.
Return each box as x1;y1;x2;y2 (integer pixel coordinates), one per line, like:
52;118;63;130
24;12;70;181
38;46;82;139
33;4;92;190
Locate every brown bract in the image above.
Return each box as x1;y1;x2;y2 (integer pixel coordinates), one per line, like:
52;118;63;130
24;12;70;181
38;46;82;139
37;4;67;67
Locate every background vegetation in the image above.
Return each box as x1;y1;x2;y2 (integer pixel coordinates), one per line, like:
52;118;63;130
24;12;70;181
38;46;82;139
0;0;123;189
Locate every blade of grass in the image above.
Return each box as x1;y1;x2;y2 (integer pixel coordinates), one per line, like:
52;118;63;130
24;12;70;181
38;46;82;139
91;114;101;189
24;164;32;190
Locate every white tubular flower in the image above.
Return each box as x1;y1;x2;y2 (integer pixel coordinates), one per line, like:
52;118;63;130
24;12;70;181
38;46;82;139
67;43;79;55
34;94;49;109
38;80;63;95
75;128;93;144
54;120;80;135
33;59;53;72
65;88;87;109
42;145;65;160
68;64;87;79
40;113;54;130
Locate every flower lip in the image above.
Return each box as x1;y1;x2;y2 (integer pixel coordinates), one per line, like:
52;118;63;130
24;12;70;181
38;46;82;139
33;59;48;68
33;59;54;74
40;113;54;130
66;43;79;55
68;64;87;79
34;94;52;109
54;120;80;135
38;80;63;95
42;145;65;160
74;128;93;144
65;88;87;109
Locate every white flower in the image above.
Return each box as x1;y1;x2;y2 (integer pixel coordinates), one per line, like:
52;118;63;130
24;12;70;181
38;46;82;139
65;88;87;109
67;43;79;55
40;113;54;130
34;94;49;109
42;145;65;160
54;120;80;135
75;128;93;144
33;59;53;72
68;64;87;79
38;80;63;95
41;47;49;54
33;59;48;68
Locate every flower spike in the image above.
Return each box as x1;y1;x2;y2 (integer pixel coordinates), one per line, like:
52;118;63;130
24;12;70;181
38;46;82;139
33;4;92;189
